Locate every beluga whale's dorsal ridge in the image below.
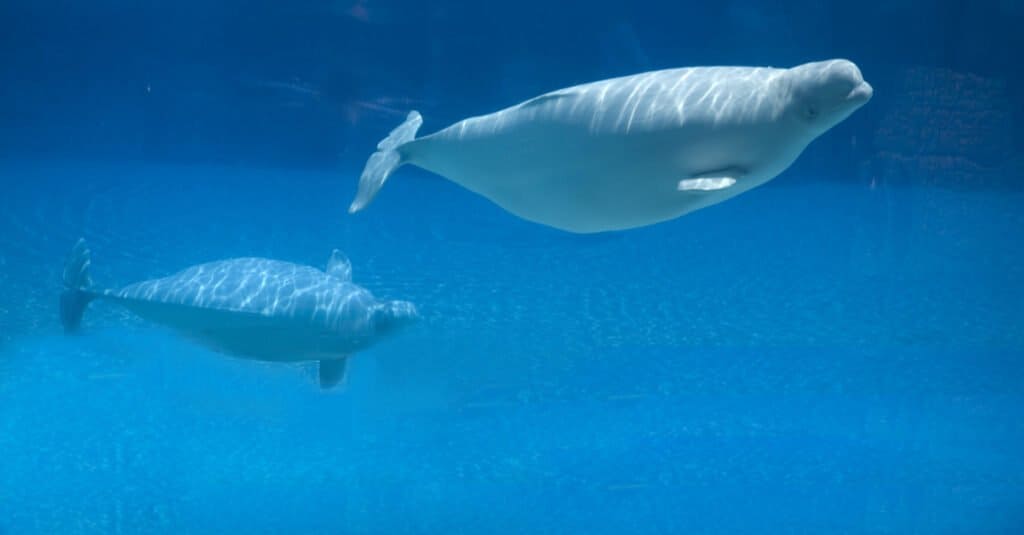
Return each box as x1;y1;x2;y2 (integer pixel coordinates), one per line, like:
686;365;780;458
326;249;352;281
347;59;872;233
59;240;419;390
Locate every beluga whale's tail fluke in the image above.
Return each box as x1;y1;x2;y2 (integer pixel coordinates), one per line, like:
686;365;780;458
349;110;422;214
60;238;97;333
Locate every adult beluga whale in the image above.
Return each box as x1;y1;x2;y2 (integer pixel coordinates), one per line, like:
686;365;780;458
59;239;419;389
348;59;872;233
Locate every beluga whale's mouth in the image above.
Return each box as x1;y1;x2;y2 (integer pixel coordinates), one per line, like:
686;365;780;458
847;81;873;103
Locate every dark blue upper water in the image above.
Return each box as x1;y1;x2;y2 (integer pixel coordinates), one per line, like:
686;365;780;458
1;1;1022;533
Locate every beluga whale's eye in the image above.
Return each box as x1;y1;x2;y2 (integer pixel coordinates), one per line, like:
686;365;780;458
786;59;872;132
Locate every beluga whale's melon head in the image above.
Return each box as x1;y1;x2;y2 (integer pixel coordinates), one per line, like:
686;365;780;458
372;300;419;338
782;59;872;136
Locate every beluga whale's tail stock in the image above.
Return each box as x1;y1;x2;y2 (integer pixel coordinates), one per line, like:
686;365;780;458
347;59;872;233
59;239;419;389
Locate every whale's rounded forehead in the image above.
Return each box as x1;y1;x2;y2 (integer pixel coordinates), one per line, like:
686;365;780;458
790;59;866;95
798;59;863;78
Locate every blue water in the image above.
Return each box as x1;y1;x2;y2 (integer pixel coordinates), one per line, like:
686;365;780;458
2;1;1024;534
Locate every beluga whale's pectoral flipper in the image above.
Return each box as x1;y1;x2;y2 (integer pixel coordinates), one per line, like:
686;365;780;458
319;359;348;389
349;110;423;214
677;177;738;192
326;249;352;281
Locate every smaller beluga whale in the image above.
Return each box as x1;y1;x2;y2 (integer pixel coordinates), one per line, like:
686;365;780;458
348;59;872;233
59;239;418;389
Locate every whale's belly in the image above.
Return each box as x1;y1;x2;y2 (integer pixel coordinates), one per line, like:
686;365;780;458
409;117;798;233
395;65;811;233
107;296;372;361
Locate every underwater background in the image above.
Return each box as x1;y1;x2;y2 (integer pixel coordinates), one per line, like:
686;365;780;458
1;1;1023;533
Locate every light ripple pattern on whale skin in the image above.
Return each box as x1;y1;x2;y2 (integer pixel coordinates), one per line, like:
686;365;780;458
458;66;788;138
114;258;377;332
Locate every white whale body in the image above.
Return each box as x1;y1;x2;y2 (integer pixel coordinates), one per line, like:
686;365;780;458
348;59;872;233
59;240;418;389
